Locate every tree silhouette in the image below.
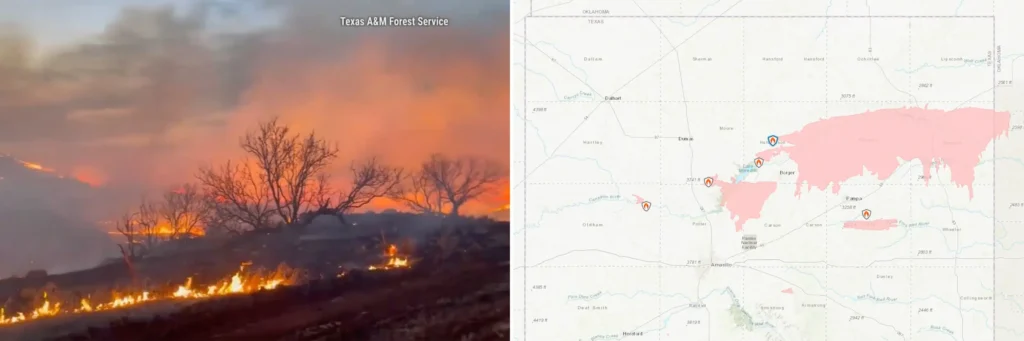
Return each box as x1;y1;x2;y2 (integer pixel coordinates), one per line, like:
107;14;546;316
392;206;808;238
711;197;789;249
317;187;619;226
159;183;210;239
115;212;140;259
136;197;161;252
392;169;447;214
311;157;403;223
240;118;338;225
196;160;277;231
394;154;503;216
196;118;338;230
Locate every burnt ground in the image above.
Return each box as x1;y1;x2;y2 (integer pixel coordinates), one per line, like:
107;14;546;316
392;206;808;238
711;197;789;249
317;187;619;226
0;216;510;341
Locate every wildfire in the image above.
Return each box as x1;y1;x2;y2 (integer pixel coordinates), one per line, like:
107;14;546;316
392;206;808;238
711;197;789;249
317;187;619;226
367;244;410;271
106;223;206;238
18;160;52;172
171;264;284;299
0;292;61;325
13;158;101;186
0;263;293;326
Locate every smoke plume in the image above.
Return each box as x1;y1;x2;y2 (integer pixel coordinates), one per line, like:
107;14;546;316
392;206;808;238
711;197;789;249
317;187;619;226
0;0;509;275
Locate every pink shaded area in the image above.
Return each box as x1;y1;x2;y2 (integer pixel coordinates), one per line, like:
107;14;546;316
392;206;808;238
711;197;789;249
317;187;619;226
781;288;794;294
712;176;778;232
633;194;645;204
755;107;1010;199
843;219;898;231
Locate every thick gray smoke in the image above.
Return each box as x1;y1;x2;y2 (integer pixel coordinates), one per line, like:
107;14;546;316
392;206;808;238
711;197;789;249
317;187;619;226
0;0;509;276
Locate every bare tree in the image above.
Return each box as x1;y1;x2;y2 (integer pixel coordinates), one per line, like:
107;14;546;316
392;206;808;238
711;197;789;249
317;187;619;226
136;198;162;253
115;212;140;259
160;183;210;239
404;154;503;216
312;157;403;222
392;169;447;214
240;118;338;225
199;193;246;236
196;160;277;231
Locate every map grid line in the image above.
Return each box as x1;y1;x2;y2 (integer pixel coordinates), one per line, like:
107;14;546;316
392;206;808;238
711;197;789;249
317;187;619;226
823;15;830;341
740;16;747;341
521;2;529;339
907;18;915;340
517;13;1000;340
528;15;996;19
525;100;996;103
657;22;664;341
990;14;997;341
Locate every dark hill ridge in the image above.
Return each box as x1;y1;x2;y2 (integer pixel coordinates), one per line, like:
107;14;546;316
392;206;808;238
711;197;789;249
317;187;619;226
0;219;511;340
0;154;98;211
0;154;93;187
0;154;118;277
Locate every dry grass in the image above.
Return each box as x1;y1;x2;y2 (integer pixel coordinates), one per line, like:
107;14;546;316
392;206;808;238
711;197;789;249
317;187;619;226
364;280;509;341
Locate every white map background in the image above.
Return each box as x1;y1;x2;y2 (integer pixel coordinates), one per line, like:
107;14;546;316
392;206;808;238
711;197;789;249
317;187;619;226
512;0;1024;340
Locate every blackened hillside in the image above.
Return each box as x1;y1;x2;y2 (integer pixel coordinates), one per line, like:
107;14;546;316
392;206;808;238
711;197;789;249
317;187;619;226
0;154;118;277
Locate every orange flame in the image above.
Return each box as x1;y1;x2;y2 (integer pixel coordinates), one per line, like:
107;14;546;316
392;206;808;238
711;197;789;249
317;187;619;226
0;263;292;326
17;160;54;173
107;223;206;238
367;244;410;271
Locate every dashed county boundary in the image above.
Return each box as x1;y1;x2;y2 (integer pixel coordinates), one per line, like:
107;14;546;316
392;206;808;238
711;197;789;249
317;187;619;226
518;14;1002;341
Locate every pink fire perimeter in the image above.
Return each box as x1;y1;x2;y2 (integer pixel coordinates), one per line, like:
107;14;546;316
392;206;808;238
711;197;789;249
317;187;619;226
781;288;794;294
713;176;777;232
755;107;1010;199
843;219;898;231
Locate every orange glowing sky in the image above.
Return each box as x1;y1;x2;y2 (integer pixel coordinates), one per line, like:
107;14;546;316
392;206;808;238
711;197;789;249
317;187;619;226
0;0;510;215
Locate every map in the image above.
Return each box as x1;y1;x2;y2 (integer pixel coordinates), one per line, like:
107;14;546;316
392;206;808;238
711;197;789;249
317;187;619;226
511;0;1024;340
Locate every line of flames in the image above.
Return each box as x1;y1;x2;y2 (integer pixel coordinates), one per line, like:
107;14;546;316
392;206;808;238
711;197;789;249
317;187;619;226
2;245;413;326
0;263;290;326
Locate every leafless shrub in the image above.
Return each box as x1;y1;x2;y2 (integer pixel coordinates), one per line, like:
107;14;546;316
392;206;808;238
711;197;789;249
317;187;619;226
160;183;210;239
392;154;503;216
311;157;402;223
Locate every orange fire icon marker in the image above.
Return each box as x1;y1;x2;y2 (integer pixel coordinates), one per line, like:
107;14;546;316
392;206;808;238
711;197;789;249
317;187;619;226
754;158;764;168
641;201;651;212
861;209;872;220
703;177;714;187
